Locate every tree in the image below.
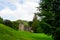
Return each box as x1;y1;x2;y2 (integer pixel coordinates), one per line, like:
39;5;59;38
12;21;19;30
32;13;38;33
3;20;13;28
37;0;60;40
0;17;3;24
32;13;43;33
28;21;33;27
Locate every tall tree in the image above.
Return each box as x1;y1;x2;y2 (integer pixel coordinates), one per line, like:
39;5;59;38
37;0;60;40
32;13;38;33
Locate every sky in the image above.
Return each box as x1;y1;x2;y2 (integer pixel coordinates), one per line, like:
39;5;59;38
0;0;40;21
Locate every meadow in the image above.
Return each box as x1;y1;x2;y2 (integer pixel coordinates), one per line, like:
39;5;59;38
0;24;53;40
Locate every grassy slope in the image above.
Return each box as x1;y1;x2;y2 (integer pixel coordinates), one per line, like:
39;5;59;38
0;24;53;40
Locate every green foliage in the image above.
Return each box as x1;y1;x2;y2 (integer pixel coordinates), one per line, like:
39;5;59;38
28;21;33;27
15;20;29;26
3;19;13;28
32;20;43;33
37;0;60;40
12;21;19;30
32;13;38;33
0;17;3;23
12;20;29;30
39;22;53;34
36;27;43;33
0;24;53;40
22;21;29;26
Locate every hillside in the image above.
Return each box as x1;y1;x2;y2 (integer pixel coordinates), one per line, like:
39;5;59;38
0;24;53;40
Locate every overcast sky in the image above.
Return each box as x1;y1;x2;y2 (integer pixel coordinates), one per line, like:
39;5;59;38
0;0;39;21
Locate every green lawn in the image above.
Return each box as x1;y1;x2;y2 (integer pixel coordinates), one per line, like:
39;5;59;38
0;24;53;40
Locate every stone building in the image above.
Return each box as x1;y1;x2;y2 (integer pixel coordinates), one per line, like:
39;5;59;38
19;22;24;31
19;21;33;32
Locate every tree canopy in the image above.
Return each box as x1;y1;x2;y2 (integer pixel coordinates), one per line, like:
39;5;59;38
36;0;60;40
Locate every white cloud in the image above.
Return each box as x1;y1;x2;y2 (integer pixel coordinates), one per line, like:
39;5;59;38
0;0;39;21
22;0;40;3
5;0;18;3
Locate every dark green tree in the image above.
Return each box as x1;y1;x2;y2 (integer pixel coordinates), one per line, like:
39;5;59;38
52;0;60;40
32;13;38;33
32;13;43;33
28;21;33;27
12;21;19;30
37;0;60;40
0;17;3;24
3;20;13;28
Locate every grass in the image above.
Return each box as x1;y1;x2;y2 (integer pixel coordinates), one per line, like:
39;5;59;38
0;24;53;40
